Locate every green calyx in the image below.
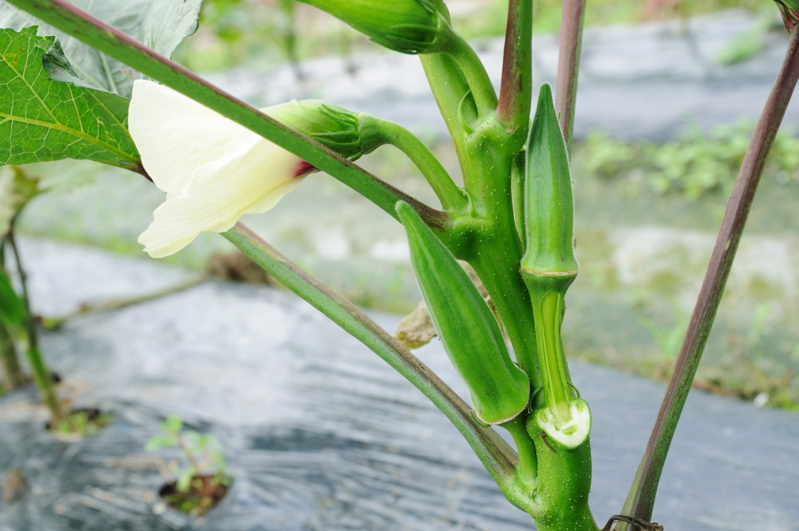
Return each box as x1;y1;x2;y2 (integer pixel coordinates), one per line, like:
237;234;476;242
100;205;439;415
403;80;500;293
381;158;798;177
299;0;452;54
397;201;530;425
267;100;367;160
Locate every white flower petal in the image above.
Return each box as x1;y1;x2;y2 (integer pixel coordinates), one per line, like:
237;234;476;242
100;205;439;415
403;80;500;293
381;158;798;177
138;141;303;258
129;79;258;195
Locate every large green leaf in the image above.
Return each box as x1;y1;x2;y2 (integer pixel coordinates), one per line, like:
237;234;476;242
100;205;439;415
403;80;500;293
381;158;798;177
0;27;139;169
0;0;202;97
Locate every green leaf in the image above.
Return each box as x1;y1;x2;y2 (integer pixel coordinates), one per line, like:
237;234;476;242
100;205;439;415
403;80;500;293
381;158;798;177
145;433;177;451
0;27;139;169
3;0;429;222
0;0;202;97
162;414;183;434
176;467;194;493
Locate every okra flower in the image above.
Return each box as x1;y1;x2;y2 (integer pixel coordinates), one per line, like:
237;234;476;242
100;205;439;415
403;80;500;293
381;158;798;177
129;80;361;258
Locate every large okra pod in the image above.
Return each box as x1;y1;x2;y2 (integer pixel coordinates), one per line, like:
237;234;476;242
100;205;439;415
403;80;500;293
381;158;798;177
397;201;530;424
520;84;590;449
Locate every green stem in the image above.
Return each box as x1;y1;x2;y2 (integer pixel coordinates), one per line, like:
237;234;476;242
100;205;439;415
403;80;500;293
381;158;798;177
26;345;65;424
0;322;25;390
529;288;573;416
6;0;448;230
469;230;540;395
445;32;498;118
497;0;533;145
358;116;469;211
456;130;540;392
502;415;537;488
7;230;65;423
555;0;586;149
223;223;522;489
420;52;474;148
621;23;799;527
528;424;596;531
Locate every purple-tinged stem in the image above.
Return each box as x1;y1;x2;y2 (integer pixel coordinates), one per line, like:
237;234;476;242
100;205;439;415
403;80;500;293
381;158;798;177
621;23;799;528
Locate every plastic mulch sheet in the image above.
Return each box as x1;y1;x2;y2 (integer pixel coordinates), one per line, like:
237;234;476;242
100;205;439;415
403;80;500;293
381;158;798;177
1;238;797;530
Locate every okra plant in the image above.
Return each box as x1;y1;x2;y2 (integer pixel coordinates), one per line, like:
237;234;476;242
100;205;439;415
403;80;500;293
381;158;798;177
1;1;797;529
0;165;67;425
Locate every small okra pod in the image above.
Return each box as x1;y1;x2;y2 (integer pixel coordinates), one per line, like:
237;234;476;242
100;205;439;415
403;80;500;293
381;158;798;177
520;83;578;287
520;84;590;449
397;201;530;425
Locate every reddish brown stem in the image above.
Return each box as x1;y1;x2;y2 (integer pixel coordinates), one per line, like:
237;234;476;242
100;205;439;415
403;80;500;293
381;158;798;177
555;0;586;148
497;0;532;143
622;23;799;527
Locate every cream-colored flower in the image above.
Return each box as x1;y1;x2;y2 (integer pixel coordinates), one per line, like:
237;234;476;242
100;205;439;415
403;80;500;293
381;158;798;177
129;80;312;258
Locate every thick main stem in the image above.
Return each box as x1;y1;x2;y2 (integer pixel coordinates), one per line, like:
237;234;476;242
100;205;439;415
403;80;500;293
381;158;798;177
463;147;541;393
621;23;799;527
497;0;533;145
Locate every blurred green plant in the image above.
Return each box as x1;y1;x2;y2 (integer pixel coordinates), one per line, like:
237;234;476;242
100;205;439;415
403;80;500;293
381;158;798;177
636;296;689;378
146;415;232;516
53;409;113;438
576;123;799;200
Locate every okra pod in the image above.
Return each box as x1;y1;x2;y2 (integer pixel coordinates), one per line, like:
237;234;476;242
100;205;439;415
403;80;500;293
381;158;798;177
520;84;590;448
397;201;530;424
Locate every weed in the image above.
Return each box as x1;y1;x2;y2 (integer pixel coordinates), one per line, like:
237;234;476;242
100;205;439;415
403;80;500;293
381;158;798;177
146;415;231;516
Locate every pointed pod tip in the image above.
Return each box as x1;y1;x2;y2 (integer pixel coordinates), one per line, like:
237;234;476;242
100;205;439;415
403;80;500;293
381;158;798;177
395;200;416;224
533;83;557;124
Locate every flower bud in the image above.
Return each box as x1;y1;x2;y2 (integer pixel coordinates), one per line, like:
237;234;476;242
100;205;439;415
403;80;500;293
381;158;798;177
272;100;364;160
299;0;452;54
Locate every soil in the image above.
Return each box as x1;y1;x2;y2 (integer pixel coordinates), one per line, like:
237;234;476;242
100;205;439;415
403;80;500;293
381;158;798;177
158;474;231;517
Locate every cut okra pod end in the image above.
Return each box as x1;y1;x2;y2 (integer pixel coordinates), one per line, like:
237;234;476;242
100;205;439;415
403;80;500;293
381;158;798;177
530;398;591;449
396;201;530;425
